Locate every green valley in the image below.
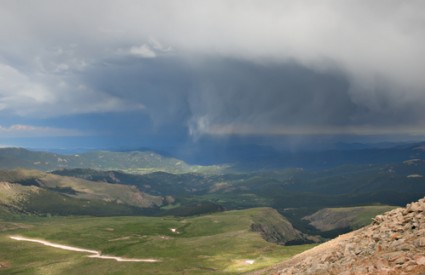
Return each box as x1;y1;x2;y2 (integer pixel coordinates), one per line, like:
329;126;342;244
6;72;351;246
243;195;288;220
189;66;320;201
0;208;314;274
1;146;425;274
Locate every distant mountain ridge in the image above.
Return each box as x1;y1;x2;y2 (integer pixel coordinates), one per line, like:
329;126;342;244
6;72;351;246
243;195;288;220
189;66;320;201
227;141;425;171
1;142;425;173
0;147;224;174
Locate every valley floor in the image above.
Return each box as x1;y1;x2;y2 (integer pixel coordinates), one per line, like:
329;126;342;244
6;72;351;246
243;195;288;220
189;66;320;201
0;209;315;274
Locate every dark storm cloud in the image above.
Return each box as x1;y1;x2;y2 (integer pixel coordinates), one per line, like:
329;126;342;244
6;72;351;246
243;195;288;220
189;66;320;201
1;0;425;138
80;56;425;137
187;59;355;134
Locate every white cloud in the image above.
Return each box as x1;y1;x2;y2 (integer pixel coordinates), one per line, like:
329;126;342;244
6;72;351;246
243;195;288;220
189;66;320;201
0;124;85;137
0;63;54;105
1;1;423;92
129;44;156;58
0;62;144;117
148;37;173;52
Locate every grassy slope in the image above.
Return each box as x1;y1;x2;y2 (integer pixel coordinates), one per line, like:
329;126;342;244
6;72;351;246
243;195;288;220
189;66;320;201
0;169;164;209
0;208;314;274
0;182;155;217
35;173;163;208
303;205;397;232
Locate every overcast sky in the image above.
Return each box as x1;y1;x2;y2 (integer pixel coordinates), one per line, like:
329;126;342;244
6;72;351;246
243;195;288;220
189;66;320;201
1;0;425;151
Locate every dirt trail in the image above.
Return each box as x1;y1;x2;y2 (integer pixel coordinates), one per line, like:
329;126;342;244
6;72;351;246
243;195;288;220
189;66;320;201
10;235;160;263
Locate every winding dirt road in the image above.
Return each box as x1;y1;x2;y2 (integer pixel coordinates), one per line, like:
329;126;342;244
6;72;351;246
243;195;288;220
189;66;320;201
10;235;160;263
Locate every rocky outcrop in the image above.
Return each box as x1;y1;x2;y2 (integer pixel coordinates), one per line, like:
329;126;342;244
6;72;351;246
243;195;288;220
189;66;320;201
251;198;425;274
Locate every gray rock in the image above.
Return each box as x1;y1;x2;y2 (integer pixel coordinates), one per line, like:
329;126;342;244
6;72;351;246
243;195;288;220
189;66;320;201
385;251;405;262
414;237;425;247
395;256;409;265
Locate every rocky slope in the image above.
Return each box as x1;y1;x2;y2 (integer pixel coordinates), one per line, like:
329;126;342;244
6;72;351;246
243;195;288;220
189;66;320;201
251;198;425;274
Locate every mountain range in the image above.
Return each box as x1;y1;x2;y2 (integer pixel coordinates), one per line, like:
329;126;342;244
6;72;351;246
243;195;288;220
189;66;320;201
1;143;425;273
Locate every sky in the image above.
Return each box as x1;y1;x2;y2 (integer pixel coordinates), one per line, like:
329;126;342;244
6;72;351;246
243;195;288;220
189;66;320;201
1;0;425;157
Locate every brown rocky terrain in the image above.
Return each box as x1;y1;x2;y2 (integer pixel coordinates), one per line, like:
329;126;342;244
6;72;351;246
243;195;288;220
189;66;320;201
250;198;425;274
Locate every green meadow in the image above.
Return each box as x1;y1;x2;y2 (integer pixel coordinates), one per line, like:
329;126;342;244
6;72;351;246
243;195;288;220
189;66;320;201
0;208;314;274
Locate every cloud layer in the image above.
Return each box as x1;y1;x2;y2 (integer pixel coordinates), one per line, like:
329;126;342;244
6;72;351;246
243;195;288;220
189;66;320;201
0;124;84;138
1;0;425;139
